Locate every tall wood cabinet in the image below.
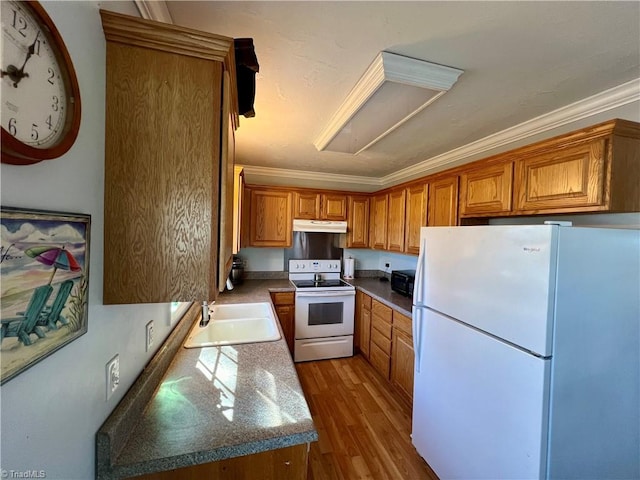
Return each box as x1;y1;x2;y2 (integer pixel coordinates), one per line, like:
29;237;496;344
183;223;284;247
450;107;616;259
369;194;388;250
404;183;428;255
387;189;406;252
101;11;238;304
428;176;459;226
346;195;369;248
246;188;293;247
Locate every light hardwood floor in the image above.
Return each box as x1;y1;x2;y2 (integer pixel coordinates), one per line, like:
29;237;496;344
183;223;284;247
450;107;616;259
296;355;438;480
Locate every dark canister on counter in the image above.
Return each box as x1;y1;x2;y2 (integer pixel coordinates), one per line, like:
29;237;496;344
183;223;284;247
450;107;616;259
230;256;244;285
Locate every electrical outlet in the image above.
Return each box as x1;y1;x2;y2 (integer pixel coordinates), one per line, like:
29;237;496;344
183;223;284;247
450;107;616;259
385;262;390;271
106;354;120;400
145;320;154;352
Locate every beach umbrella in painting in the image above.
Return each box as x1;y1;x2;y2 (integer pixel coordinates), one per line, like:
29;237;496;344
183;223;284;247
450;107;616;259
25;245;82;285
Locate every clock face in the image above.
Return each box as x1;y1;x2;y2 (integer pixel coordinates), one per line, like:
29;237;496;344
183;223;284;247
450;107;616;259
1;1;80;164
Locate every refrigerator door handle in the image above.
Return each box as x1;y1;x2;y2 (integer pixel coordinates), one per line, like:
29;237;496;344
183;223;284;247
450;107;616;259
413;235;427;304
412;305;423;373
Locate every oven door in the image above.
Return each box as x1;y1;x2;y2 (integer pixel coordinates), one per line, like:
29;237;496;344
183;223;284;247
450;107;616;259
294;289;355;339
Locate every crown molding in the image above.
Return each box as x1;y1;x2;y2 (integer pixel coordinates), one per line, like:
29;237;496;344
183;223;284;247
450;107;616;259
244;78;639;192
134;0;173;24
382;78;640;186
240;165;383;192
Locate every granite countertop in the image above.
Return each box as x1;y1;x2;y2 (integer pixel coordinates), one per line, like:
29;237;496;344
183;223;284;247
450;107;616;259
348;278;413;316
96;279;315;480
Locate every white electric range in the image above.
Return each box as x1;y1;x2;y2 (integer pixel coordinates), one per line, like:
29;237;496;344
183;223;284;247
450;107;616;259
289;259;355;362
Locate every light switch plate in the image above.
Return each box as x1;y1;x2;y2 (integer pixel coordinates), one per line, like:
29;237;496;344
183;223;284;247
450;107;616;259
106;354;120;400
145;320;154;352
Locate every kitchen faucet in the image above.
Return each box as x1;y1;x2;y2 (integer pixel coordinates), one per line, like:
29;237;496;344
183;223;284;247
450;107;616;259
200;301;213;327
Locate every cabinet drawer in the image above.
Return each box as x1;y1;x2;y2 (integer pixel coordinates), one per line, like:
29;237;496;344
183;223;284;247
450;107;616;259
371;300;392;323
271;291;294;306
370;342;390;379
372;313;392;340
371;326;392;355
393;311;412;337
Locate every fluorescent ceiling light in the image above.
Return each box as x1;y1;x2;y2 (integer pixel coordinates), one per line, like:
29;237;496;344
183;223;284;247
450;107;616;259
314;52;464;155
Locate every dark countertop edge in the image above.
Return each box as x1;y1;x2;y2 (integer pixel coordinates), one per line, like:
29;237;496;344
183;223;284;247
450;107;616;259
348;279;413;317
96;302;200;478
109;431;319;479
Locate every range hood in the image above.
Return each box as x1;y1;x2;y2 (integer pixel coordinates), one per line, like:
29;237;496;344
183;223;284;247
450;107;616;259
293;219;348;233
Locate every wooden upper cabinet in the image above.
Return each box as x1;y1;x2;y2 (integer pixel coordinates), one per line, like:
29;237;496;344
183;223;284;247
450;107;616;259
512;119;639;215
347;195;369;248
322;193;348;220
404;183;428;255
428;176;459;226
293;192;321;219
248;189;293;247
293;191;347;220
101;11;237;304
460;162;513;217
387;189;406;252
515;140;606;212
370;193;388;250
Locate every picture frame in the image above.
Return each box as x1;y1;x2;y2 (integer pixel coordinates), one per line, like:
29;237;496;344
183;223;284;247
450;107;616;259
1;206;91;384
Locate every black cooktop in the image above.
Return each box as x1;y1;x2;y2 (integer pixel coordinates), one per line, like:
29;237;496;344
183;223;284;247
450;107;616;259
292;279;353;289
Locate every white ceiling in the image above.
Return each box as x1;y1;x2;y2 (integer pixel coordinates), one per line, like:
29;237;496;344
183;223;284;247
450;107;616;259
130;1;640;190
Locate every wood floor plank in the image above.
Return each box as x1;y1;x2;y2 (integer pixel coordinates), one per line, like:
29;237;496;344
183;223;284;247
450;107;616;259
296;355;438;480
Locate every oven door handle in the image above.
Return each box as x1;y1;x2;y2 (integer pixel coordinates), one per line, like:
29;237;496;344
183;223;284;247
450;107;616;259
295;290;356;298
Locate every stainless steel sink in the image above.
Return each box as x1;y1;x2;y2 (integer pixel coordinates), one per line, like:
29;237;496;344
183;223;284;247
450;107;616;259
184;302;281;348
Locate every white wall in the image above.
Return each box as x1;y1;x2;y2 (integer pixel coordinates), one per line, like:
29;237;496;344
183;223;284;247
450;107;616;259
0;3;179;479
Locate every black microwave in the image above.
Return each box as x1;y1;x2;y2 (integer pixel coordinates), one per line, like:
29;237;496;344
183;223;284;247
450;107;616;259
390;270;415;298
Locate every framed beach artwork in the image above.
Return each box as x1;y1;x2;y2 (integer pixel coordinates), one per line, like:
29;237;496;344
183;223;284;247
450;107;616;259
1;207;90;384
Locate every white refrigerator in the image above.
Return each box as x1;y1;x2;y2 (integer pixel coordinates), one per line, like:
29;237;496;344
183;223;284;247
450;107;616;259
411;224;640;480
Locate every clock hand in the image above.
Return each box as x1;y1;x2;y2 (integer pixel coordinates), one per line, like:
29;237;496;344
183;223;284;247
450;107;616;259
1;31;40;87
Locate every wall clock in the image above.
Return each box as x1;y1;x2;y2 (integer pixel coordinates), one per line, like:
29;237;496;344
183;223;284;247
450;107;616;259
1;0;81;165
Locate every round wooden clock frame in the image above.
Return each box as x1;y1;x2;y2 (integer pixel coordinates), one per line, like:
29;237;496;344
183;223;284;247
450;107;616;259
1;1;81;165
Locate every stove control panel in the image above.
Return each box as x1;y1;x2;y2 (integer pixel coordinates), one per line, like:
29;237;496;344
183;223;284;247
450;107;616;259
289;259;341;273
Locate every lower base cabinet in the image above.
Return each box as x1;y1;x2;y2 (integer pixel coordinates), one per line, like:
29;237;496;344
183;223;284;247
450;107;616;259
130;443;309;480
391;311;415;405
271;291;295;355
356;291;414;407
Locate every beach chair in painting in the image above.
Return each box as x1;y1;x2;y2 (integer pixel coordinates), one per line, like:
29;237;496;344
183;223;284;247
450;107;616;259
1;285;53;346
36;280;73;331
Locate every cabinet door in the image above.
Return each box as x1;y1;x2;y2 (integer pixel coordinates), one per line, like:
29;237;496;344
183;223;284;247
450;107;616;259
275;305;295;355
370;194;388;250
357;292;372;359
391;328;414;405
321;194;347;220
104;42;222;304
387;189;406;252
232;166;244;254
293;192;320;219
271;292;295;355
347;195;369;248
218;72;236;292
249;189;293;247
428;176;459;226
514;139;606;212
460;162;513;216
404;183;428;255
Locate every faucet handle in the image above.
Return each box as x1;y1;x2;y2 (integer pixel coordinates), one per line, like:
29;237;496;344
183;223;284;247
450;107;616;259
200;301;210;327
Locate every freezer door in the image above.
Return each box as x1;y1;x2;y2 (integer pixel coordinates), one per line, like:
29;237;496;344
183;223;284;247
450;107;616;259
422;225;557;356
412;309;550;479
